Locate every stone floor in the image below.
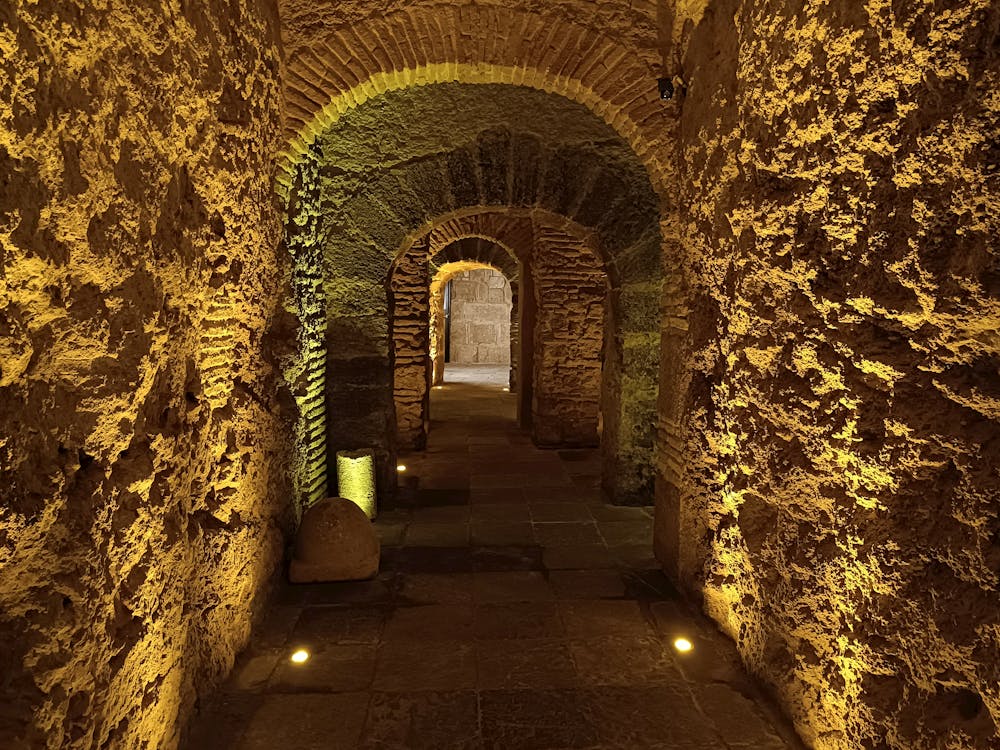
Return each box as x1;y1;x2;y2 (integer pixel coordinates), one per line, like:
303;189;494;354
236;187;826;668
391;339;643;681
185;365;803;750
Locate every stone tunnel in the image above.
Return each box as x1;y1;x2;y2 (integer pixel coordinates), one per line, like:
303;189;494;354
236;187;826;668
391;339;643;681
1;1;998;748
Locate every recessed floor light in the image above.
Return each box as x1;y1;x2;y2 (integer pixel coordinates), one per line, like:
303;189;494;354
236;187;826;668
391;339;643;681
290;649;310;664
673;637;693;653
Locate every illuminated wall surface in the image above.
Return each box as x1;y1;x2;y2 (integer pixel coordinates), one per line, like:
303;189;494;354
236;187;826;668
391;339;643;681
1;1;998;749
447;268;512;365
0;2;291;748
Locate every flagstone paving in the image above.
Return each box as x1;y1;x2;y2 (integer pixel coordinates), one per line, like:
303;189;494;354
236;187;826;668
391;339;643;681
185;365;803;750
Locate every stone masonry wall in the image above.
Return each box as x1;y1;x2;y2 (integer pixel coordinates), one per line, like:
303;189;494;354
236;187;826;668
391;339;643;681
531;227;606;447
0;2;287;748
391;239;431;451
449;269;512;365
661;1;1000;748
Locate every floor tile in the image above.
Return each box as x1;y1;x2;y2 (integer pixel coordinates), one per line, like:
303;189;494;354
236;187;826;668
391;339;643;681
290;606;387;645
474;601;565;640
542;544;615;570
405;522;470;547
373;641;476;692
397;573;473;605
360;691;481;749
471;521;536;545
382;604;474;642
479;689;601;749
533;522;603;546
598;520;652;546
473;571;553;603
270;643;376;692
475;639;578;689
470;488;527;504
470;503;532;522
569;636;678;687
559;600;654;639
549;569;626;599
529;502;595;523
581;686;722;749
236;693;369;750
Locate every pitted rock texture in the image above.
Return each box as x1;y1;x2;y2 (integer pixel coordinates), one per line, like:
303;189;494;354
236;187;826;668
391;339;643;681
1;2;287;748
660;1;1000;748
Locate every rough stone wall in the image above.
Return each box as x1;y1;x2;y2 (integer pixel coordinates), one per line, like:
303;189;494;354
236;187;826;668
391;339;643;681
0;2;287;748
448;269;512;365
531;227;606;446
660;0;1000;747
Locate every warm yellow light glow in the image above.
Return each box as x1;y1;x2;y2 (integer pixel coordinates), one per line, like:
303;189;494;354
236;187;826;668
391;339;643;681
673;637;693;653
397;464;406;472
502;387;509;392
290;649;310;664
434;385;444;390
337;450;377;519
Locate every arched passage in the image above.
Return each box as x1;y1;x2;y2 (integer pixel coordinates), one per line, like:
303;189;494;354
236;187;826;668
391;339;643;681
428;239;520;389
284;84;663;508
390;213;609;461
430;258;514;380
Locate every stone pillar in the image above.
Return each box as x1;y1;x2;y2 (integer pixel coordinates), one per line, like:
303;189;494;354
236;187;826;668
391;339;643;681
531;227;605;446
509;272;519;390
391;239;431;450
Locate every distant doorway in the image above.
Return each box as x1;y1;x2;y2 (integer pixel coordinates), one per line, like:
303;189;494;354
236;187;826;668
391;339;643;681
442;268;513;378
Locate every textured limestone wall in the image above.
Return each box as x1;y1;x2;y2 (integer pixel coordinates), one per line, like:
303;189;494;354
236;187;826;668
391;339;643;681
659;0;1000;747
0;2;287;747
449;269;512;365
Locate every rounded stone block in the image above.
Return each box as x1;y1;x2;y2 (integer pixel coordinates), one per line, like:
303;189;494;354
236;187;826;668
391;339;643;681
289;497;380;583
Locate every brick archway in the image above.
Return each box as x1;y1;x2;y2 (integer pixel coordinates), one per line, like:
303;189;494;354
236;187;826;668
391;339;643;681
277;7;676;201
390;208;608;479
283;90;666;508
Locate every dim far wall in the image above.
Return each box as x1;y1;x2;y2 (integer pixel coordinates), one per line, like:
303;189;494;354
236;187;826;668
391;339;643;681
662;0;1000;748
0;1;289;748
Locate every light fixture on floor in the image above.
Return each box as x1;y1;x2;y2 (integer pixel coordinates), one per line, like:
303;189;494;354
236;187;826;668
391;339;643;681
434;385;444;390
673;637;693;653
502;387;509;392
290;649;310;664
397;464;406;472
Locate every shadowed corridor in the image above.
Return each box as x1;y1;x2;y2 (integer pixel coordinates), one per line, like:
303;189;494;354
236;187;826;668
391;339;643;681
185;365;802;750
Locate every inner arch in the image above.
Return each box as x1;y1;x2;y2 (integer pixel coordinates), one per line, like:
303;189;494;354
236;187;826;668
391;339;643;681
283;82;664;507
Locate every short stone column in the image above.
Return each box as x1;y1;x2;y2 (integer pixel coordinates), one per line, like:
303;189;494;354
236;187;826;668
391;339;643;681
336;449;377;519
